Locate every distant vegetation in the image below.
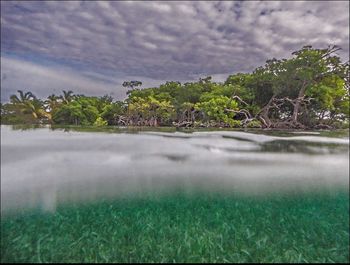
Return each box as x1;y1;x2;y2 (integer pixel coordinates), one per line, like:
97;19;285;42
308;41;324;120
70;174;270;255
1;45;349;129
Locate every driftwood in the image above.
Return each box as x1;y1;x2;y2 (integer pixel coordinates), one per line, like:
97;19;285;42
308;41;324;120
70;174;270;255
224;108;254;125
313;124;333;130
172;121;193;127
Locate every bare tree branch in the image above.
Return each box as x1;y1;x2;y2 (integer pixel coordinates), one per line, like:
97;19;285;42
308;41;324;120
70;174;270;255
231;95;249;106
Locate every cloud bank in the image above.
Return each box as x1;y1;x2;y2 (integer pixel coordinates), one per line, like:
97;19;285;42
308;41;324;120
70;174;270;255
1;1;349;101
1;56;171;101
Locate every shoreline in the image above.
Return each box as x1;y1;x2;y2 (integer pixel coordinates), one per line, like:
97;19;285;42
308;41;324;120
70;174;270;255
1;124;349;138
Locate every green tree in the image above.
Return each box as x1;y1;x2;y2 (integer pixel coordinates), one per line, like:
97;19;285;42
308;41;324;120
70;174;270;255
60;90;74;104
52;96;100;125
101;101;126;125
123;81;142;94
127;96;175;126
8;90;48;123
195;95;240;127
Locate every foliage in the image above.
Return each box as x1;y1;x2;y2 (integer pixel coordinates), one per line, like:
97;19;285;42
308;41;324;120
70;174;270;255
128;96;175;125
101;101;125;125
2;90;49;124
195;96;239;127
245;119;262;128
1;45;349;129
93;117;108;127
123;81;143;93
52;96;100;125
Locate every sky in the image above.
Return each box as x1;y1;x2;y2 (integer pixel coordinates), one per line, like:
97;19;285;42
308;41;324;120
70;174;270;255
1;0;349;102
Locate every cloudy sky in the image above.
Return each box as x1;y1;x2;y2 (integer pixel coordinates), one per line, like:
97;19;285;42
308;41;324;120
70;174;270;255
1;1;349;102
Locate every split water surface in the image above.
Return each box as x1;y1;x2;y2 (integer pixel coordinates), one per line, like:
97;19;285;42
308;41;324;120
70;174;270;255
1;125;349;262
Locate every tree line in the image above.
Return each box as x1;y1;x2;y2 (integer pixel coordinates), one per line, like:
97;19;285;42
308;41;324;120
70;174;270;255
1;45;349;129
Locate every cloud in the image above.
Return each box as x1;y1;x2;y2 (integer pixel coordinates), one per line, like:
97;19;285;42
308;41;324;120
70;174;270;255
1;1;349;99
0;56;170;102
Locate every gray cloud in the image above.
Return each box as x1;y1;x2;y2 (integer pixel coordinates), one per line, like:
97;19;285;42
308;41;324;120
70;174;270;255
1;1;349;100
0;57;171;102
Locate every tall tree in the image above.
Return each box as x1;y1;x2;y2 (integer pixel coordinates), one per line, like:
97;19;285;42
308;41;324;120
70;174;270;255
123;81;142;94
61;90;74;104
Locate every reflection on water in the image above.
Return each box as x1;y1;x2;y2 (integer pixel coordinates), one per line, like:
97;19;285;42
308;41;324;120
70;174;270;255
1;125;349;214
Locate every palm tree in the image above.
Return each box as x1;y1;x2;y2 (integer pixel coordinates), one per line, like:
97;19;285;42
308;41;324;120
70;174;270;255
45;94;61;113
9;90;48;122
10;90;35;104
26;98;48;120
9;90;35;115
60;90;74;104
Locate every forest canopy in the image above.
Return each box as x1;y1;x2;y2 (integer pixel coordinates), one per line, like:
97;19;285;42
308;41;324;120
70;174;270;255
1;45;349;129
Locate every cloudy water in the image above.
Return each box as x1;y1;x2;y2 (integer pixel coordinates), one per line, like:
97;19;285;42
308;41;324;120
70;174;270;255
1;125;349;214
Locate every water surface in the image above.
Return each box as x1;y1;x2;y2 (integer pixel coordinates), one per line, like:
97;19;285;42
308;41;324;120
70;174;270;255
1;125;348;214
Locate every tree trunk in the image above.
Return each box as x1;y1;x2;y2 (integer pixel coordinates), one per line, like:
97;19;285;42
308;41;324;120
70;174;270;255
258;95;275;128
291;81;307;123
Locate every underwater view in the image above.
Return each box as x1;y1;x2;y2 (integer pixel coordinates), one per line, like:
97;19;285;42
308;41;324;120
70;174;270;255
1;125;349;263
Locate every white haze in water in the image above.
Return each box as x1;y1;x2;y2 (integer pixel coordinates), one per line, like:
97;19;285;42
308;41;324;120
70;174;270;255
1;125;349;214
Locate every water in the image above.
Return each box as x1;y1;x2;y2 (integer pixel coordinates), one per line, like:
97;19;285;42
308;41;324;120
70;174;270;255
1;125;348;214
1;125;349;262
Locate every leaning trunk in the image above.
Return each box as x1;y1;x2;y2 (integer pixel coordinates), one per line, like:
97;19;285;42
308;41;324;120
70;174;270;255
258;95;275;128
291;82;307;123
